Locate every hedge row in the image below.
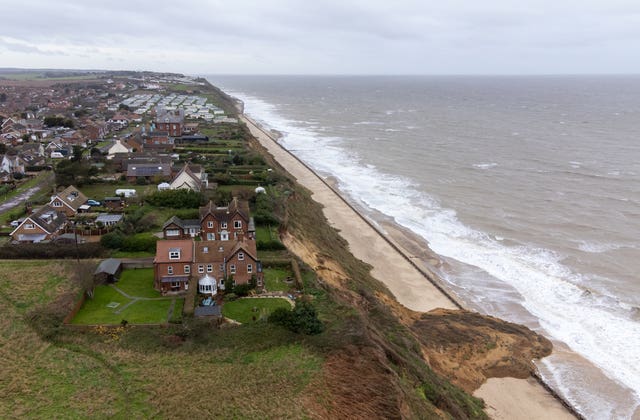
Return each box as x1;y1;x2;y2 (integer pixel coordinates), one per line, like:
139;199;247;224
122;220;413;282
0;243;106;259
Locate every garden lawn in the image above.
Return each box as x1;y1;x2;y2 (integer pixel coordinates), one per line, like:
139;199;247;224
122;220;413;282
71;285;128;324
264;267;294;292
222;298;291;323
116;268;159;298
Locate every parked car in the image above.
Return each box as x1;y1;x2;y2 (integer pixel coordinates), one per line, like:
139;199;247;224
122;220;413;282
10;220;21;227
86;199;101;206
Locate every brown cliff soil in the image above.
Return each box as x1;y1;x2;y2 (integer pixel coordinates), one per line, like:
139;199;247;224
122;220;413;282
412;309;552;392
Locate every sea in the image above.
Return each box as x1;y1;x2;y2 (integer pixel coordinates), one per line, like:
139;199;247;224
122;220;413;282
205;75;640;419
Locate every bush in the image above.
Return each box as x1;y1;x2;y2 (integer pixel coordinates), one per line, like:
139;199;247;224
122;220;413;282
145;189;204;208
0;243;106;259
268;301;323;335
100;231;124;249
232;284;253;297
257;240;287;251
122;233;158;253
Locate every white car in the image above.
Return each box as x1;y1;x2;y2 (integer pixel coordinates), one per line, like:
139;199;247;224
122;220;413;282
10;220;21;227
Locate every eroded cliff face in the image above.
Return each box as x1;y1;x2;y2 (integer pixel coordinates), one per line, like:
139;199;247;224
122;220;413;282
411;309;552;392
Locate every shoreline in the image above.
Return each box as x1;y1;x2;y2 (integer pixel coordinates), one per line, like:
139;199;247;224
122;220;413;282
239;113;579;419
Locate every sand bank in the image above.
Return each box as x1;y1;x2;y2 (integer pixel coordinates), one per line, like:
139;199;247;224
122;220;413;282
240;114;576;419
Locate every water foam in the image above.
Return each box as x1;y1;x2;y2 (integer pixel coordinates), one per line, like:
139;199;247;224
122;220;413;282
232;90;640;407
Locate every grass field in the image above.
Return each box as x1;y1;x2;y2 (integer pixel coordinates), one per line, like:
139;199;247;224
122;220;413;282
222;298;292;323
72;269;175;325
0;260;325;418
78;184;152;200
263;267;294;292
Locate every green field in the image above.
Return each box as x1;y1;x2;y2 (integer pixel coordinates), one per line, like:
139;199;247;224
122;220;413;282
78;184;152;200
222;298;292;323
0;261;324;418
72;268;177;325
263;267;294;292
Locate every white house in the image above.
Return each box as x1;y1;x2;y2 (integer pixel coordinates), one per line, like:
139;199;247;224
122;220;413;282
0;154;25;175
106;140;133;159
169;164;208;192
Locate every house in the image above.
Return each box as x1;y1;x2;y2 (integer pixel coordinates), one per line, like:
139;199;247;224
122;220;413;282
169;164;208;192
153;239;194;293
193;239;262;294
199;198;254;241
126;162;172;183
10;205;67;243
142;131;174;152
106;139;133;158
162;216;201;239
49;185;88;217
155;108;184;137
153;238;263;294
95;213;123;227
175;134;209;145
0;153;25;175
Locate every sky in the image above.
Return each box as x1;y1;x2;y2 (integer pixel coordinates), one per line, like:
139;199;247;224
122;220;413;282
2;0;640;75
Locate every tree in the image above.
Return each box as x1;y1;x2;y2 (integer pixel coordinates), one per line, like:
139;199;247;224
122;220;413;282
71;145;84;162
269;301;323;335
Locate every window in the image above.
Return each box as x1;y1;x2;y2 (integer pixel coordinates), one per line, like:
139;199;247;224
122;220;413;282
230;264;236;274
184;265;190;274
166;229;180;236
25;223;34;230
238;252;244;261
221;222;227;229
170;281;180;289
207;264;213;273
198;265;204;273
247;264;252;273
203;246;208;253
219;264;224;272
169;250;180;260
207;233;215;240
234;220;242;229
52;200;62;207
167;266;174;275
207;221;213;228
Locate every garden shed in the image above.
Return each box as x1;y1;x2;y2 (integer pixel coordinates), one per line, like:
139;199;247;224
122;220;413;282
94;258;122;284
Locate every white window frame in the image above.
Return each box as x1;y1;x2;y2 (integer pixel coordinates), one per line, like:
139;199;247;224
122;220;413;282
207;221;213;228
52;200;62;207
234;220;242;229
198;264;204;273
169;251;180;260
207;264;213;273
184;265;190;274
25;223;35;230
167;265;174;275
230;264;236;274
171;281;180;289
238;252;244;261
166;229;180;237
207;233;215;240
247;264;252;274
221;222;227;229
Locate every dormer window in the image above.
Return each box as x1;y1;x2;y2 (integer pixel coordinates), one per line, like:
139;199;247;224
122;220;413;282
238;252;244;261
52;201;62;207
169;249;180;259
25;223;34;230
234;220;242;229
221;222;227;229
207;221;213;228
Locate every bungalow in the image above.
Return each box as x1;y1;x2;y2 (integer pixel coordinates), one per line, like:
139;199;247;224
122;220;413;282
106;139;133;158
95;213;123;227
10;205;67;243
49;185;88;217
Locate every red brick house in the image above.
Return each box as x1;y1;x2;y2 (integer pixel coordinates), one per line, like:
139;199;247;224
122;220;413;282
153;238;263;294
199;198;254;241
153;239;194;293
154;108;184;137
10;205;67;243
49;185;88;217
162;216;201;239
142;131;174;152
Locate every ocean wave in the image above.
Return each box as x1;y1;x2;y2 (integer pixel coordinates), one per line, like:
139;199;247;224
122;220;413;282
473;162;498;170
234;90;640;403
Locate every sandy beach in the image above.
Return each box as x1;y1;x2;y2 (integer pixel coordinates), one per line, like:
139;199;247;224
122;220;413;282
240;114;576;419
